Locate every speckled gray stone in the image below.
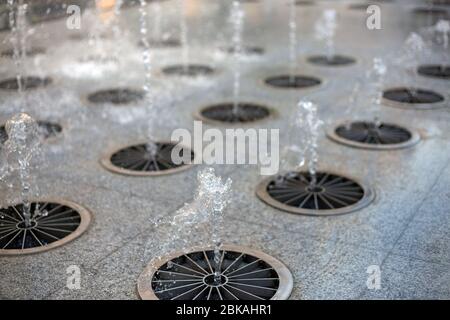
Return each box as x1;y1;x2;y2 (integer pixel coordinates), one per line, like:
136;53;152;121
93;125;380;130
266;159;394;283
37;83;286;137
1;0;449;300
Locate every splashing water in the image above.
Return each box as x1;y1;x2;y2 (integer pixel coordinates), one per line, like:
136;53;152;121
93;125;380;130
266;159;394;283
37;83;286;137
434;20;450;50
198;168;232;283
403;33;426;95
138;0;159;154
229;1;245;114
152;1;162;41
288;0;297;83
366;57;387;125
180;0;189;71
296;100;323;187
149;168;232;286
315;9;337;60
7;0;28;94
139;0;152;96
1;114;41;227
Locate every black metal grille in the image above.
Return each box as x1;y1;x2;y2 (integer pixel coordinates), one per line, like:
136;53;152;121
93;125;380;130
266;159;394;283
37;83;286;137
220;45;264;55
0;202;81;250
200;103;270;123
27;0;87;24
412;7;449;18
295;1;315;6
110;143;193;173
0;77;52;90
1;47;45;58
87;88;145;105
121;0;169;8
152;249;280;300
265;75;321;89
383;88;444;104
162;65;215;77
417;65;450;80
267;172;365;210
335;122;412;145
307;55;356;66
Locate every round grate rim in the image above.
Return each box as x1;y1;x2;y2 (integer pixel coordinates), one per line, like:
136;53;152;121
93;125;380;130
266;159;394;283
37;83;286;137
264;75;322;89
327;121;420;150
417;65;450;80
162;65;215;77
197;103;272;124
138;244;293;300
256;171;375;216
87;88;145;105
0;77;52;91
0;199;91;255
101;142;195;177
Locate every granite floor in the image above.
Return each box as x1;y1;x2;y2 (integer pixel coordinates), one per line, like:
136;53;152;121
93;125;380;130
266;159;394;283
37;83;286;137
0;0;449;300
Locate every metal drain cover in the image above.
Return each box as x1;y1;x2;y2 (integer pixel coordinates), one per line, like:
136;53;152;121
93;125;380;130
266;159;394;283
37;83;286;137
0;77;52;90
383;88;445;106
264;75;321;89
87;88;145;105
102;142;194;176
295;1;315;6
0;200;91;255
162;65;215;77
307;55;356;66
0;120;62;144
412;7;449;18
27;0;86;24
327;121;420;150
121;0;170;8
197;103;271;124
1;47;45;58
417;65;450;80
137;245;293;300
348;4;370;10
220;45;264;56
256;171;374;216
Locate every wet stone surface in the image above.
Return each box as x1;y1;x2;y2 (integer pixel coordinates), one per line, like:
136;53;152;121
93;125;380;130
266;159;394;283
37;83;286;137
0;0;449;300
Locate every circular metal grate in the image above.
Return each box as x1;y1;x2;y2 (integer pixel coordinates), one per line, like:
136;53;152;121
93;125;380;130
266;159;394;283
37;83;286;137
417;65;450;80
429;0;450;5
0;120;62;145
0;200;91;255
220;45;264;56
137;245;293;300
307;55;356;66
264;75;321;89
121;0;169;8
162;65;215;77
412;7;449;18
383;88;445;105
256;171;374;216
328;121;420;150
102;142;194;176
295;1;315;6
27;1;86;24
348;4;370;10
87;88;145;105
197;103;271;124
1;47;45;58
0;77;52;90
